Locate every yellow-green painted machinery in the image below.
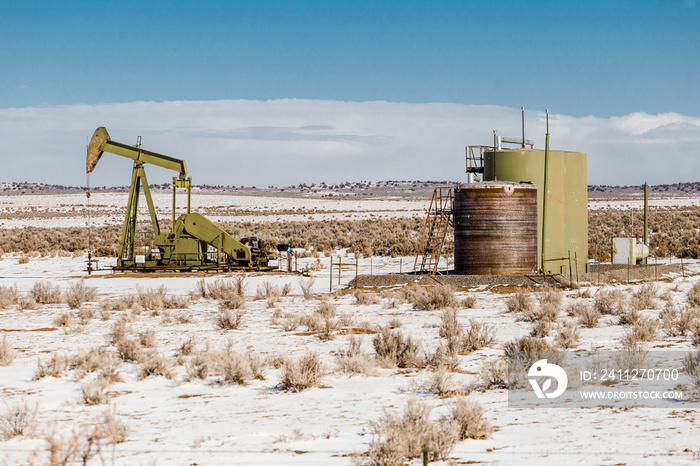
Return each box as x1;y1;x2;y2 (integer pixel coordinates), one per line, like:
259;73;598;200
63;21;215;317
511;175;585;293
480;147;588;274
86;127;269;272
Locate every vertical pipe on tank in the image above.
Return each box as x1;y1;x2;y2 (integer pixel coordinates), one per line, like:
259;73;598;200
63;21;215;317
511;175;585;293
493;130;498;181
521;107;525;149
643;182;649;264
540;109;550;273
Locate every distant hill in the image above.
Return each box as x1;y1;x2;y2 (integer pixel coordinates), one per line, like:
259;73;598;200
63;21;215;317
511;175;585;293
2;180;700;199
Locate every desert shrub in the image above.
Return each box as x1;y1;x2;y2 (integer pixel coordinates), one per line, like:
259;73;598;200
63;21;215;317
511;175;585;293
138;351;174;379
255;281;280;301
18;255;29;264
280;282;293;297
595;289;627;315
388;317;402;329
336;335;378;376
354;291;380;305
0;336;16;366
81;379;110;405
439;309;461;340
425;369;457;397
506;292;534;314
373;326;425;368
366;398;458;465
214;310;245;330
33;353;69;380
53;311;76;328
179;336;196;356
621;317;657;346
630;283;658;310
411;285;458;311
102;294;136;312
426;342;460;372
618;309;641;326
462;295;477;309
116;338;143;362
448;397;492;440
279;351;324;392
555;320;580;349
315;301;337;319
317;316;339;341
31;281;62;304
163;293;190;309
683;350;700;395
299;278;315;300
72;347;120;377
576;303;600;328
97;406;130;445
522;301;559;323
530;320;551;338
503;336;561;370
461;319;495;354
0;400;36;439
206;277;246;300
138;329;158;348
187;353;212;381
0;285;19;310
64;281;98;309
689;282;700;308
218;349;253;385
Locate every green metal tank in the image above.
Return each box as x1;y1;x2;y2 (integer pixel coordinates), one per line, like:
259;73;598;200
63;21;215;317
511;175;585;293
482;148;588;274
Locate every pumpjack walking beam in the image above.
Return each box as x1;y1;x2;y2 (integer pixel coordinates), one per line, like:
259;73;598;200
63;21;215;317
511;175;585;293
86;127;192;265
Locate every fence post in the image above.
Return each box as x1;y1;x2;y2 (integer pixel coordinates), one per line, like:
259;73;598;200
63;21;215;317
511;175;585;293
355;257;358;289
422;438;429;465
338;256;342;286
329;258;333;292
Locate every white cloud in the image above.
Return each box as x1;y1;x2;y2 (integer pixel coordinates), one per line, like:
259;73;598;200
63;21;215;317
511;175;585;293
0;99;698;188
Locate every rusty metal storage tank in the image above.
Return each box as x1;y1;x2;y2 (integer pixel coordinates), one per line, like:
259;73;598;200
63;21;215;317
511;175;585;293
453;182;538;275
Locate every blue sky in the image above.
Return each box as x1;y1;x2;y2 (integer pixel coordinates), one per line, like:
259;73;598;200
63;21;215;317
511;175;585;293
1;1;699;186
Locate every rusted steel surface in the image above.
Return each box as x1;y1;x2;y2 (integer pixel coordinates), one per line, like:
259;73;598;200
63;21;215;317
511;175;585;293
453;182;537;275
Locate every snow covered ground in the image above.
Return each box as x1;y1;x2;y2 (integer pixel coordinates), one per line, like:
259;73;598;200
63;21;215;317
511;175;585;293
0;251;698;465
0;193;699;465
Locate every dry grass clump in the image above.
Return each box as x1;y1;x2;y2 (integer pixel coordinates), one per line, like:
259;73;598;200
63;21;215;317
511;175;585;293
202;276;247;301
409;285;458;311
555;320;580;349
462;295;477;309
373;326;425;368
0;285;19;310
449;397;493;440
439;309;460;340
567;301;600;328
506;292;534;314
683;350;700;396
316;300;337;319
53;311;76;328
81;378;111;405
214;310;245;330
659;305;700;337
0;400;36;439
279;351;324;392
101;294;136;312
479;358;510;389
621;317;658;346
688;282;700;308
461;319;496;354
354;291;380;305
0;336;16;366
33;353;69;380
97;406;130;445
116;337;143;362
336;335;378;376
595;288;627;315
503;336;562;371
64;280;98;309
630;283;659;310
187;352;213;381
299;277;315;300
255;281;281;301
521;301;559;323
216;347;266;385
71;347;121;378
31;281;62;304
365;398;463;465
138;351;174;379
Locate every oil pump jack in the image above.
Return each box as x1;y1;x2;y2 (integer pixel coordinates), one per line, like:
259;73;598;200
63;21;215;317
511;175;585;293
86;127;269;272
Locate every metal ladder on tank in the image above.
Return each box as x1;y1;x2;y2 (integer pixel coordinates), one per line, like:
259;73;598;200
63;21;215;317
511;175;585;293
414;187;453;274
